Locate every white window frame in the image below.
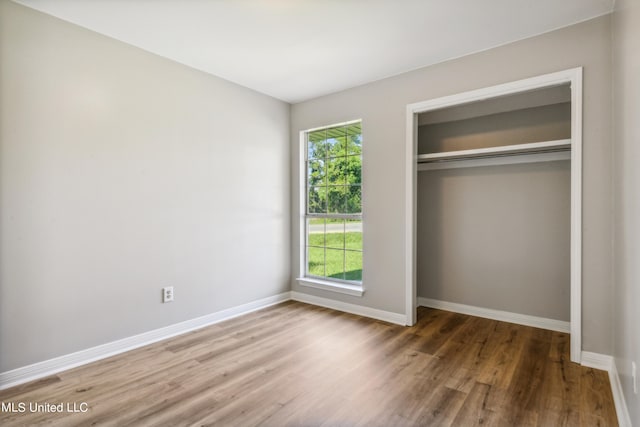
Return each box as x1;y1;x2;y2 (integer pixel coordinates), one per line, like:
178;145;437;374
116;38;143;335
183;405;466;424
297;119;364;297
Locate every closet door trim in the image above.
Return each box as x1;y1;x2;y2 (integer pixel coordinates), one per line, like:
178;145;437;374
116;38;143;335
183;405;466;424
404;67;583;363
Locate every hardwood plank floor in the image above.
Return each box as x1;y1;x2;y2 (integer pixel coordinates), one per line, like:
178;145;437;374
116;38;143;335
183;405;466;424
0;302;618;426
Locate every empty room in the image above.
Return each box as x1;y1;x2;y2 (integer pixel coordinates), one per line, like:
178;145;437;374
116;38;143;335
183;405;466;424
0;0;638;425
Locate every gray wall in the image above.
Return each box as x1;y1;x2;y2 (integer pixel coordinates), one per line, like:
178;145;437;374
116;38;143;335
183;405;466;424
418;103;571;154
417;99;571;321
291;15;612;354
613;0;640;422
0;2;290;372
417;161;570;321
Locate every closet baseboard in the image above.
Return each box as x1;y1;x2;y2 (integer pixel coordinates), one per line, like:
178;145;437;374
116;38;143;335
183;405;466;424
417;297;570;333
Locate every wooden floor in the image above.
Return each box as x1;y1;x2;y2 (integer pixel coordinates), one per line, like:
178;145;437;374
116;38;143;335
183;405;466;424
0;302;617;426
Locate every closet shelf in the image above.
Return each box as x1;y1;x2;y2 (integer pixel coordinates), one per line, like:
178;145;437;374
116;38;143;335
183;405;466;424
417;139;571;164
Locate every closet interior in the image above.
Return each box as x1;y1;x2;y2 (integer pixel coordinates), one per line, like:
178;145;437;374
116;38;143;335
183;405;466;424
416;83;572;325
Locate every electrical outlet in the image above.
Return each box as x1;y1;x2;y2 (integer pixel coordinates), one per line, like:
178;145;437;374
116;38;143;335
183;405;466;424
633;361;637;394
162;286;174;303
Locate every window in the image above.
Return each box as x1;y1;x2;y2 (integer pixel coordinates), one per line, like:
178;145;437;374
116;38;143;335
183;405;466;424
301;121;363;293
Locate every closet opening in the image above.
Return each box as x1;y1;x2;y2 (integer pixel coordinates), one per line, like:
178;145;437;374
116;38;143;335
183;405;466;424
405;68;583;363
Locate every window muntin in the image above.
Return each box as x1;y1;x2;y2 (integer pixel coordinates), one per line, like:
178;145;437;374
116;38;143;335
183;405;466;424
304;121;362;283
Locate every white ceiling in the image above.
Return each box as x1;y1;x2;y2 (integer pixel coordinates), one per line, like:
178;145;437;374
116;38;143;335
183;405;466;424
14;0;613;103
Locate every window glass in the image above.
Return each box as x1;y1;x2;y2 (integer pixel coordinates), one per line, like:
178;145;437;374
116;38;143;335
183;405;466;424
304;121;362;284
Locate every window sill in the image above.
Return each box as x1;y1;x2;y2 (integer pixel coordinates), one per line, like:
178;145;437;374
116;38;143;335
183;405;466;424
296;277;364;297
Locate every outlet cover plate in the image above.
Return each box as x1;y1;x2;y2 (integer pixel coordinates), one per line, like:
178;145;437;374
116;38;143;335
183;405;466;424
162;286;174;303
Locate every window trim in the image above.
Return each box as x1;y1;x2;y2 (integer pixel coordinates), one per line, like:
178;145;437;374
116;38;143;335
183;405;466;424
297;119;364;296
296;277;364;297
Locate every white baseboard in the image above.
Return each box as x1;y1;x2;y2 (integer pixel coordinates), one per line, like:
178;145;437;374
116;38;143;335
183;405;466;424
0;292;291;391
0;290;633;427
291;291;406;325
609;358;633;427
417;297;570;333
581;351;613;371
580;352;632;427
0;290;405;391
